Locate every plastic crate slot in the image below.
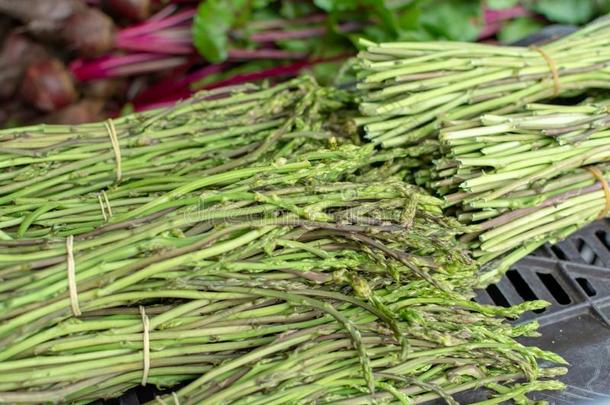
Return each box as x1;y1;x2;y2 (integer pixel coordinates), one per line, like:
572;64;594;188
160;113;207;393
485;284;511;308
595;230;610;251
575;277;597;297
505;270;546;313
506;270;537;300
576;238;603;266
529;247;547;257
536;272;571;305
550;245;567;260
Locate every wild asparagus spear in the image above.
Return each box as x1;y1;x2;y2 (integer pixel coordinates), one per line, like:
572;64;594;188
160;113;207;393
424;102;610;284
355;17;610;148
0;77;355;239
0;143;564;404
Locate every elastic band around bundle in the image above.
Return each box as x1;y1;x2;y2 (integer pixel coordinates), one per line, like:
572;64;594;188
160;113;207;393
140;305;151;386
531;46;560;97
587;166;610;219
104;119;122;183
66;235;81;316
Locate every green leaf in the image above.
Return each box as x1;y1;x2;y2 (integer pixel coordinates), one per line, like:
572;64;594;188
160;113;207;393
533;0;595;24
120;103;134;117
191;60;275;89
358;25;393;43
192;0;252;62
498;17;544;43
314;0;401;38
366;0;400;35
419;0;481;41
487;0;520;9
313;0;360;12
192;0;235;63
276;38;317;53
397;4;421;31
279;1;317;18
311;60;344;85
252;0;274;8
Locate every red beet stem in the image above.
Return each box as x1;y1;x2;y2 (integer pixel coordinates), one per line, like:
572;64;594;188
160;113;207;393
227;49;308;60
478;5;531;40
484;5;528;24
132;62;228;108
133;54;348;111
70;53;189;81
116;27;193;54
147;3;178;21
118;7;195;38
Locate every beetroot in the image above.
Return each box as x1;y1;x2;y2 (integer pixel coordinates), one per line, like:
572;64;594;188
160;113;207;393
0;0;85;25
102;0;150;21
83;78;127;99
0;0;115;57
0;33;48;100
38;99;105;124
61;8;115;56
21;58;78;112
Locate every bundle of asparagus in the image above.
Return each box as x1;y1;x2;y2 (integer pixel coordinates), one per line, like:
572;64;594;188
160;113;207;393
0;142;565;403
0;76;354;239
355;17;610;148
423;102;610;284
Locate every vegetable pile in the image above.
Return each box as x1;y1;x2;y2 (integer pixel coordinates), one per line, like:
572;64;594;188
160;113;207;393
355;16;610;148
432;102;610;285
0;77;353;237
0;78;567;403
2;0;609;126
355;17;610;283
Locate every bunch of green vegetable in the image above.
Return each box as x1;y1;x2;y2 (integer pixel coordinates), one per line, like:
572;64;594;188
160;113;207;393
0;144;565;404
0;77;356;239
0;74;567;403
355;16;610;148
425;101;610;284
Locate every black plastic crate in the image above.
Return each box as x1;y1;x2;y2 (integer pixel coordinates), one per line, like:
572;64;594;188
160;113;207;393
477;220;610;404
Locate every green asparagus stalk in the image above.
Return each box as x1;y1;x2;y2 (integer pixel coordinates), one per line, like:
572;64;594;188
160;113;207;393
355;17;610;148
421;101;610;284
0;76;355;239
0;142;564;404
0;72;567;404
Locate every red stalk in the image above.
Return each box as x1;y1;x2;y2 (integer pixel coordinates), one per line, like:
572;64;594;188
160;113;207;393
132;54;348;111
117;7;194;38
484;5;528;23
70;53;189;81
148;3;178;21
227;49;308;60
132;62;229;108
478;5;530;39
